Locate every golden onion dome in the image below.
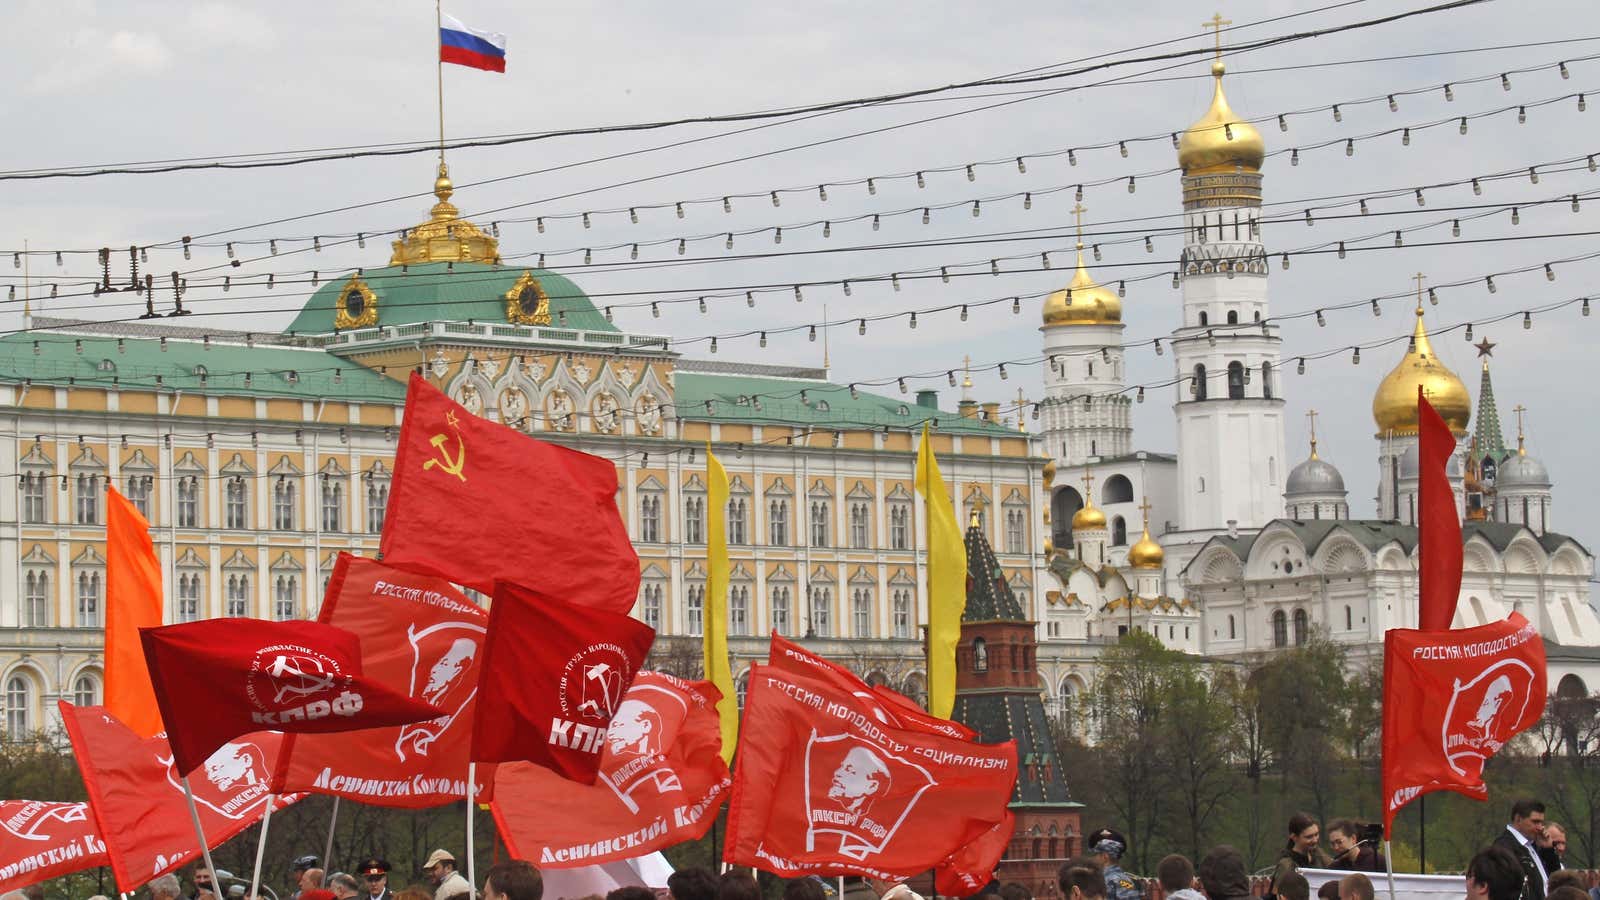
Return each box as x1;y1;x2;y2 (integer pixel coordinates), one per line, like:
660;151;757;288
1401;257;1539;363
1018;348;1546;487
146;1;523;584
1072;502;1107;530
1372;306;1472;436
1042;247;1122;326
1177;63;1266;176
1042;458;1058;487
1127;527;1165;569
390;162;502;266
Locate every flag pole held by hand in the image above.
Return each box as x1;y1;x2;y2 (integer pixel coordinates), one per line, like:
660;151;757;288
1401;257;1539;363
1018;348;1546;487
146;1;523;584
181;775;223;900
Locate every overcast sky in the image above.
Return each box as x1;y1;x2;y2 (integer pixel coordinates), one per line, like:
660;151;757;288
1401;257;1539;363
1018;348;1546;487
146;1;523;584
4;0;1598;549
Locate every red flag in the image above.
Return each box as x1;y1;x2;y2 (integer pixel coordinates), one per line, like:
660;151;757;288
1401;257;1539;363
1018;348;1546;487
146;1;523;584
769;634;977;741
140;618;445;776
724;664;1016;879
272;554;493;807
0;801;107;893
380;374;638;610
935;811;1015;897
490;672;731;868
1418;390;1464;631
471;582;655;782
60;703;299;892
1381;612;1546;835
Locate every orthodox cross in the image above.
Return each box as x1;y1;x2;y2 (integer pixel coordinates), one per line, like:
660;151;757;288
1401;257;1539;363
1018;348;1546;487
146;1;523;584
1306;408;1319;457
1203;13;1232;60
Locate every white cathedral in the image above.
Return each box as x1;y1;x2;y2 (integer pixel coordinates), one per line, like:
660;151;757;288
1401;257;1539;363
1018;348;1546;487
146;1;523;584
1032;55;1600;702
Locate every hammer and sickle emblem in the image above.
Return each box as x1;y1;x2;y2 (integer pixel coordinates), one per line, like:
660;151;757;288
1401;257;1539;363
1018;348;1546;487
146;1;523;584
422;409;467;482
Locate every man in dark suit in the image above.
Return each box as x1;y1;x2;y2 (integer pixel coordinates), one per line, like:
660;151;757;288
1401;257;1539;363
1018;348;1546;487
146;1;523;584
356;858;393;900
1491;799;1548;900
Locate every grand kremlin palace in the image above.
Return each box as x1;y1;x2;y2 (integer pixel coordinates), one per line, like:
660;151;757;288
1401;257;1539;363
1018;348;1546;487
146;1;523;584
0;165;1048;736
3;51;1599;746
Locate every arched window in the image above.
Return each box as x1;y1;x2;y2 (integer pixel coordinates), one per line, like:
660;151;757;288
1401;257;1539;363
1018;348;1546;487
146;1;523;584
1193;365;1208;400
735;671;749;711
1111;516;1128;547
5;676;31;736
1199;311;1209;327
1272;610;1288;648
1226;310;1239;325
1087;361;1095;378
23;572;48;628
684;496;705;544
730;586;750;636
1103;475;1134;504
1345;605;1353;631
1228;614;1237;639
1262;363;1273;399
1198;476;1206;493
178;573;202;622
892;590;912;639
810;502;830;547
809;587;832;637
1227;362;1246;399
769;499;789;546
849;503;870;549
77;572;101;627
639;583;663;631
771;586;790;636
72;674;99;707
1293;608;1309;646
366;481;388;534
226;573;250;617
728;498;748;544
274;575;298;621
888;503;910;550
320;478;344;532
973;638;989;673
686;584;705;636
225;477;248;529
273;479;296;531
639;493;661;542
852;589;872;637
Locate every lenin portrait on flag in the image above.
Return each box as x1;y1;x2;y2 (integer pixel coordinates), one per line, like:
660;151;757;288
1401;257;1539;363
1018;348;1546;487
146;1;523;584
805;733;936;861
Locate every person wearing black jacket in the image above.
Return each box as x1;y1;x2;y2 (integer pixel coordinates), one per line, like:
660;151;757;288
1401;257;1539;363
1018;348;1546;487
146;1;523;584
1326;820;1385;874
1492;799;1549;900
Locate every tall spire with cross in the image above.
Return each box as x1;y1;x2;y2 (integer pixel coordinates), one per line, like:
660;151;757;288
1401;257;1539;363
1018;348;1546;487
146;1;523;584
1471;336;1508;465
1513;403;1528;455
1306;409;1320;459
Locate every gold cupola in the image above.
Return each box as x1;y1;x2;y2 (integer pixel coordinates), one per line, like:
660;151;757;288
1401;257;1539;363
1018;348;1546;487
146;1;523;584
1126;498;1164;569
1042;204;1122;326
1177;61;1265;176
1071;470;1108;530
1372;284;1471;436
390;162;502;266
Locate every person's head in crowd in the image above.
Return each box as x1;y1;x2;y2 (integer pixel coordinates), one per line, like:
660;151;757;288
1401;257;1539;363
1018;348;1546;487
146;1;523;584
1509;799;1547;842
356;858;391;899
329;874;361;900
1544;823;1568;857
1549;889;1588;900
1316;882;1341;900
302;870;327;893
784;881;828;900
392;888;432;900
193;866;217;898
1326;821;1364;864
1337;874;1373;900
1546;871;1585;895
718;871;762;900
1156;854;1195;895
1000;882;1032;900
1058;856;1107;900
1287;813;1322;856
1197;846;1251;900
151;874;184;900
1278;872;1310;900
605;888;656;900
1466;847;1524;900
668;868;721;900
1088;829;1128;868
484;861;544;900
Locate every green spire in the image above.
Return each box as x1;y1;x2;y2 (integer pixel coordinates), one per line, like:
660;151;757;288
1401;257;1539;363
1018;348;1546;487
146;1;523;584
1472;338;1509;463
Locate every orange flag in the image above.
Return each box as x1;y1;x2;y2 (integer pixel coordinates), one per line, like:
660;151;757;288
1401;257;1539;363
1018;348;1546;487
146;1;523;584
105;487;163;737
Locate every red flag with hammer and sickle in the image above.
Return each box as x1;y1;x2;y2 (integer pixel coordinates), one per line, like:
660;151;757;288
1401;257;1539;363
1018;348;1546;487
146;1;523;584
379;373;639;611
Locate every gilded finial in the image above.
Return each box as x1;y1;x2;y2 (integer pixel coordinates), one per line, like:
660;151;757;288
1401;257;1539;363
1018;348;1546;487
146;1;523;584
1016;388;1028;432
961;354;973;399
435;161;454;203
1412;272;1427;316
1306;409;1319;459
1513;404;1527;455
1071;202;1088;250
1203;12;1233;68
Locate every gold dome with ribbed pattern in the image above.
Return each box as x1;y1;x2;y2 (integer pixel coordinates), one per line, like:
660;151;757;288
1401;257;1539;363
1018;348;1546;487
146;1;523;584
1177;63;1266;176
1042;248;1122;326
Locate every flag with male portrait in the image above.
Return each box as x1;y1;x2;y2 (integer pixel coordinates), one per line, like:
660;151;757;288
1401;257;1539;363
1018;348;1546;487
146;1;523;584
272;553;495;807
0;800;107;893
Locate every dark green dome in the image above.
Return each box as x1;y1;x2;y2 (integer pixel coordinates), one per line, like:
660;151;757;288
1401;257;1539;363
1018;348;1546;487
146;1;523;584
286;262;616;335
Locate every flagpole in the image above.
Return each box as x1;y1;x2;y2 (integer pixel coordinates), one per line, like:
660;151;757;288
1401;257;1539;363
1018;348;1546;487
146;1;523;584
465;763;477;891
1382;839;1397;900
181;776;223;900
247;795;275;900
434;0;446;163
322;796;340;876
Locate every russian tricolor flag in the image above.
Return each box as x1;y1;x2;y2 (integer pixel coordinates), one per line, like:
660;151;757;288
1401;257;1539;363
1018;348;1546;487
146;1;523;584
440;13;506;72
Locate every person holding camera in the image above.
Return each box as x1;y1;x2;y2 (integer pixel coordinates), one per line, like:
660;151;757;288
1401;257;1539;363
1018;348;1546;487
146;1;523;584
1326;820;1386;873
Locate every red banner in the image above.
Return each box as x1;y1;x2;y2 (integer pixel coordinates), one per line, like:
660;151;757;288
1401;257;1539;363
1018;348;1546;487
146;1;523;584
1418;392;1465;631
490;672;731;868
725;665;1016;880
141;618;444;776
472;583;655;783
1381;612;1547;834
60;703;298;892
0;801;106;893
272;554;492;807
768;634;977;741
380;373;639;610
935;811;1014;897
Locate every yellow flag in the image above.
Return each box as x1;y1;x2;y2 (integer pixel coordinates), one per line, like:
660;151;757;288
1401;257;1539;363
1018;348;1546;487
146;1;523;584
916;424;967;719
704;445;739;762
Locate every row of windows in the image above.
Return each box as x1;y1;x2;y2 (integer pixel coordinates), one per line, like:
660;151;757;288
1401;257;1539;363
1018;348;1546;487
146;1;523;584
22;569;304;626
19;472;388;534
639;495;1029;553
1191;362;1274;401
640;582;917;640
6;673;99;737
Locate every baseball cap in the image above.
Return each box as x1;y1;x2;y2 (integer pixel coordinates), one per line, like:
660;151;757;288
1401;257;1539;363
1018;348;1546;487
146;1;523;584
422;850;456;871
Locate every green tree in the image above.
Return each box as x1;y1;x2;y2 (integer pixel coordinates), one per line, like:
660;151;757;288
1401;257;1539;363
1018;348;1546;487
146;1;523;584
1088;631;1177;874
1161;662;1244;860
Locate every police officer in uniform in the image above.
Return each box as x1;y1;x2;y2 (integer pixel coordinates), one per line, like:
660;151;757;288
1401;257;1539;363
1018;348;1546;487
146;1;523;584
357;858;393;900
1088;828;1141;900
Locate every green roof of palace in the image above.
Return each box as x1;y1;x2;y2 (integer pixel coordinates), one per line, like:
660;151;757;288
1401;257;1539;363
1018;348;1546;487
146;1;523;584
287;262;617;335
673;371;1017;435
0;332;407;402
